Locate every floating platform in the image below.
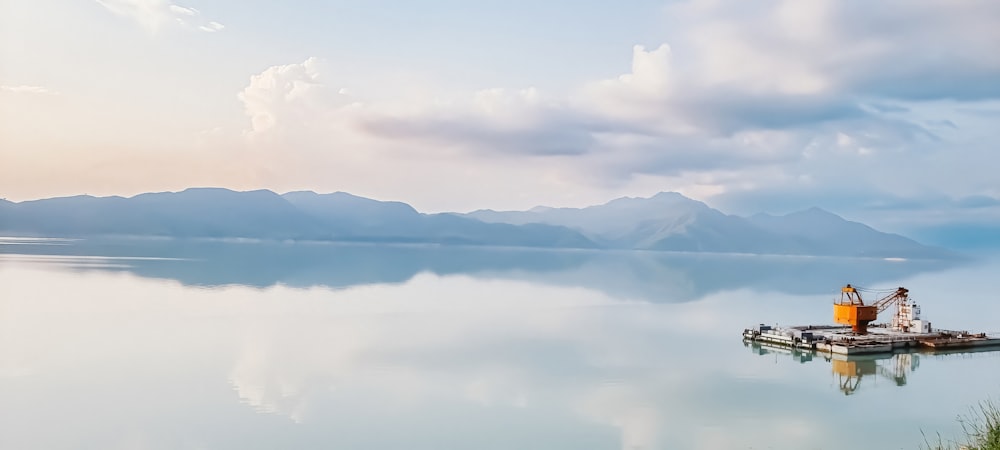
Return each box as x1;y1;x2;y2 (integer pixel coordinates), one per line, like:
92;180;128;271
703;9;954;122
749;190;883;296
743;323;1000;355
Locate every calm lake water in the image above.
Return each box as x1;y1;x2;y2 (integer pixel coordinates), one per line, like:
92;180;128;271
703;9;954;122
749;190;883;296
2;238;999;450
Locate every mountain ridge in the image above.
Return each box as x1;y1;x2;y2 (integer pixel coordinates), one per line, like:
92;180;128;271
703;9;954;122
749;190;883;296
0;188;956;258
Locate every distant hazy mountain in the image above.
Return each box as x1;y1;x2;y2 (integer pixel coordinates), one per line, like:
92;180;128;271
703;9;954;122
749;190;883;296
282;190;598;248
0;198;14;228
746;208;940;258
2;189;325;239
467;192;953;258
0;188;954;257
0;188;596;249
469;192;791;253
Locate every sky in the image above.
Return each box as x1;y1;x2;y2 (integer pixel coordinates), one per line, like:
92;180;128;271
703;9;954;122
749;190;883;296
2;0;999;232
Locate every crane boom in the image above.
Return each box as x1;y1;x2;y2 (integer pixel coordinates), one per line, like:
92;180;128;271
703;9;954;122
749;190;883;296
872;287;909;314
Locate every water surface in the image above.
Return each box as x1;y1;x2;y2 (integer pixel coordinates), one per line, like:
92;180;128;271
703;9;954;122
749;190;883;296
2;239;998;449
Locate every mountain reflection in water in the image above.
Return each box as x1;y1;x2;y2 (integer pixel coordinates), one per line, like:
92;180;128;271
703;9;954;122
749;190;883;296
0;238;964;303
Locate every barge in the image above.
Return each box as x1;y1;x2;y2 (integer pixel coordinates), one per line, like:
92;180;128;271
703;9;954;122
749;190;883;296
743;284;1000;355
743;323;1000;355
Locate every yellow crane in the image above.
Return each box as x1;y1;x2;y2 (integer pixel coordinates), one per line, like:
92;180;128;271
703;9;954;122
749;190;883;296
833;284;910;334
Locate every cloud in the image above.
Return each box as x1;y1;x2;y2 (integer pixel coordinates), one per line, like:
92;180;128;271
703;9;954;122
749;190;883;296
865;103;910;114
95;0;224;33
358;88;608;157
238;57;353;137
956;195;1000;209
167;4;196;16
0;85;58;95
228;47;938;212
659;0;1000;102
217;0;1000;216
924;119;957;130
199;21;224;33
957;107;1000;118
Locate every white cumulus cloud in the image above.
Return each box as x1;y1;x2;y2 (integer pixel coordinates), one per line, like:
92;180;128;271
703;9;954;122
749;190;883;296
238;57;353;137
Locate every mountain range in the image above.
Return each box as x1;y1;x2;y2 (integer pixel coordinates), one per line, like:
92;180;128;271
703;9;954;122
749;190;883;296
0;188;954;258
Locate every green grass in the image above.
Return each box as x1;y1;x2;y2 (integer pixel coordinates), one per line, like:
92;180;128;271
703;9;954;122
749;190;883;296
924;399;1000;450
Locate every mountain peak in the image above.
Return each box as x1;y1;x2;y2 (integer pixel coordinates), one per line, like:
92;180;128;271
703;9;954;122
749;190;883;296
784;207;847;222
283;190;319;196
798;206;836;215
651;191;687;200
180;187;237;194
282;190;420;217
752;207;842;221
601;191;709;211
